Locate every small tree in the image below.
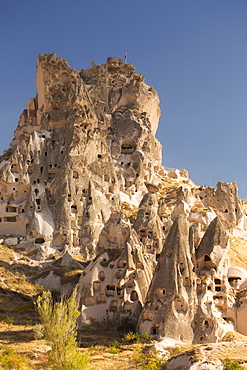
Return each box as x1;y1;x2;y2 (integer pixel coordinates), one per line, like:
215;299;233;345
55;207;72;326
35;288;89;370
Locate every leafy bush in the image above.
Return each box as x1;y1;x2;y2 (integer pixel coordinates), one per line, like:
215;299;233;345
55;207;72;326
115;316;136;332
109;346;121;354
111;340;121;348
139;332;153;343
123;331;140;343
109;340;121;354
123;331;153;344
3;316;14;325
131;346;164;370
35;289;89;370
0;344;32;369
33;323;45;339
15;301;35;313
223;358;245;370
168;346;186;359
102;317;115;329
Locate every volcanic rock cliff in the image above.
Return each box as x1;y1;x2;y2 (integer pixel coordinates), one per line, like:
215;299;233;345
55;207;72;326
1;53;247;344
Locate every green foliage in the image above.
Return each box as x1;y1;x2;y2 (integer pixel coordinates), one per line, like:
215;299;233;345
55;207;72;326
109;340;121;354
15;301;35;313
0;344;32;369
34;283;44;291
168;346;186;359
131;346;163;370
115;316;136;332
122;331;153;344
109;346;121;354
123;331;140;342
21;320;31;326
35;289;89;370
3;316;14;325
90;315;136;333
139;332;153;343
102;316;115;329
111;340;121;348
223;358;245;370
33;323;45;340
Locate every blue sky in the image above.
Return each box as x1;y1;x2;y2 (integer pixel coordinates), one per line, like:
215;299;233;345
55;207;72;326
1;0;247;198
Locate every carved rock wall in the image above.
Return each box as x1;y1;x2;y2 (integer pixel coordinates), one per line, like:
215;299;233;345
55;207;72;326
1;53;247;344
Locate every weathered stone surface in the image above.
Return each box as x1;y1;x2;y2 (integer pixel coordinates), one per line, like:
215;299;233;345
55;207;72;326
0;52;163;260
1;53;247;344
138;215;196;342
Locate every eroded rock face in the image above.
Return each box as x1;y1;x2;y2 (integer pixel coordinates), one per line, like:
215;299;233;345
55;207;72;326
78;229;155;326
0;53;162;260
1;53;247;344
138;215;196;342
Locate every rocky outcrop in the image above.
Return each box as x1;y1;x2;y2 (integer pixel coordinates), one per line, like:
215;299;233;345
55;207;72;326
138;215;196;342
0;53;162;260
1;53;247;344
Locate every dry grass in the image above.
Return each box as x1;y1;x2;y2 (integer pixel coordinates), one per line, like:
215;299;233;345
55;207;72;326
190;205;212;215
0;243;140;369
157;177;188;199
221;331;247;342
2;318;247;370
80;330;140;370
0;321;143;370
0;244;39;288
206;342;247;363
0;321;53;369
2;239;247;369
120;202;138;221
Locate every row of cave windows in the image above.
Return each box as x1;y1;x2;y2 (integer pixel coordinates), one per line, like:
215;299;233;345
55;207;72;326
0;186;27;195
94;280;137;293
91;283;185;301
85;296;137;311
70;198;114;215
25;143;135;179
69;193;115;204
72;170;115;184
99;258;144;271
143;299;188;320
32;164;116;184
18;138;137;171
69;188;107;201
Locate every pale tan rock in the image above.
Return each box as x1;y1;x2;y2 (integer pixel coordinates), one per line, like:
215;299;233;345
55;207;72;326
1;53;247;344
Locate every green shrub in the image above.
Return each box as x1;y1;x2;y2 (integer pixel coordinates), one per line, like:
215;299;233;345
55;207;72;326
115;316;136;332
33;323;45;339
109;340;121;354
131;346;163;370
123;331;140;343
35;289;89;370
139;332;153;343
168;346;186;359
122;331;153;344
109;346;121;354
3;316;14;325
111;340;121;348
15;301;35;313
102;317;115;329
0;344;32;369
223;358;245;370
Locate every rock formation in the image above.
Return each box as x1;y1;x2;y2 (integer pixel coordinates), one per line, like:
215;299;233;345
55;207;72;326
1;52;247;344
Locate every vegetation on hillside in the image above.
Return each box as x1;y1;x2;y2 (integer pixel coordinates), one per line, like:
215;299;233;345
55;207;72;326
35;289;89;370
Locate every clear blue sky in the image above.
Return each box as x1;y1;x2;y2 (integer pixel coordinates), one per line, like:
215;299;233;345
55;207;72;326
1;0;247;198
